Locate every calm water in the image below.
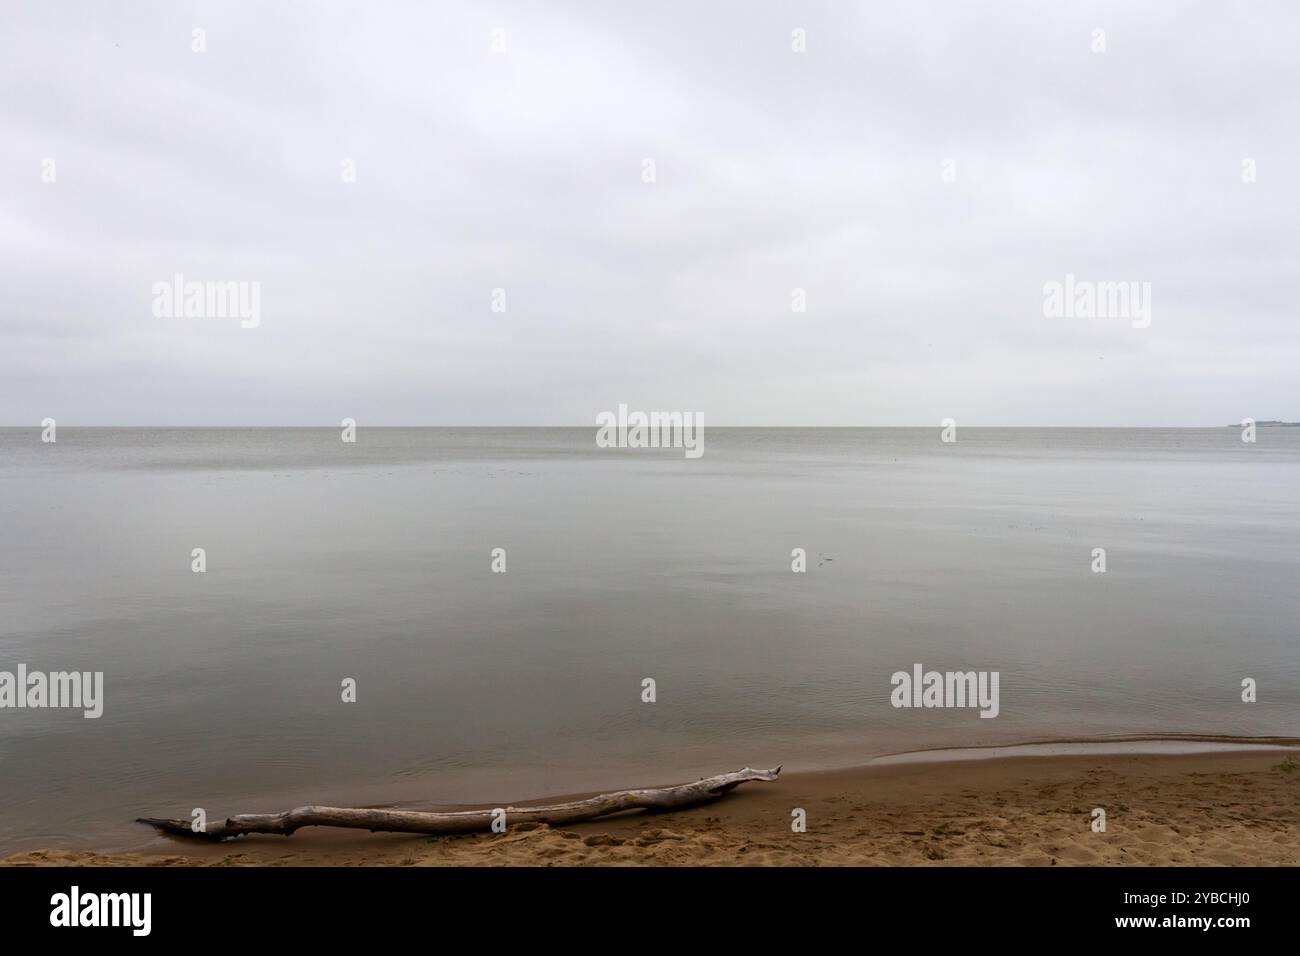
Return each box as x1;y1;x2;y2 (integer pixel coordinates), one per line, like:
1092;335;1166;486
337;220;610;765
1;427;1298;852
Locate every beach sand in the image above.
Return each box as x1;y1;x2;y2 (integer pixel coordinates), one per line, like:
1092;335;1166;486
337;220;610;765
5;750;1297;867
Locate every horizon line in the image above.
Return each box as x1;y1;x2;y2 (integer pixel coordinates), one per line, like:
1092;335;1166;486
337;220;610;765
4;423;1286;430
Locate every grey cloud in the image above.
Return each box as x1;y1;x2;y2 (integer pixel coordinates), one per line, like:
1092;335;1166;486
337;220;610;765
1;0;1297;425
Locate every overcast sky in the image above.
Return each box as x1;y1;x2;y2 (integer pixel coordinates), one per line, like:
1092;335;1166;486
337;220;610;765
2;1;1297;425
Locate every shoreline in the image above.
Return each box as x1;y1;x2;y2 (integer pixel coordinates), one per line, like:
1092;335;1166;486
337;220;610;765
5;739;1297;867
864;734;1300;764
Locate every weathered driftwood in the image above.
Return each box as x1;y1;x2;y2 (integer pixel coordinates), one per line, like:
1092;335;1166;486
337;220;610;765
137;766;781;841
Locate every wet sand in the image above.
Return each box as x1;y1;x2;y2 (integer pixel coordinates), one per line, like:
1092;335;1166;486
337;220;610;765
5;747;1297;866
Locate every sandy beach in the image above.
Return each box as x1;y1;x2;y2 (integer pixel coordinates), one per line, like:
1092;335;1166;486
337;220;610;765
6;748;1296;867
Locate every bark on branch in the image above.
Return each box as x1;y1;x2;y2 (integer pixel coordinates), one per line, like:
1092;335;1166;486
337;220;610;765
137;766;781;841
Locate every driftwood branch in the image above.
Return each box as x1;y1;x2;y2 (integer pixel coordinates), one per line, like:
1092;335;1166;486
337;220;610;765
137;766;781;841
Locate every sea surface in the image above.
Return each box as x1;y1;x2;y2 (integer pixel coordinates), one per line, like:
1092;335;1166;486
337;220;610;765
1;427;1297;852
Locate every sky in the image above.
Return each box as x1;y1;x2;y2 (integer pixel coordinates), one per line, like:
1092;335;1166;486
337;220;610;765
2;1;1297;426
